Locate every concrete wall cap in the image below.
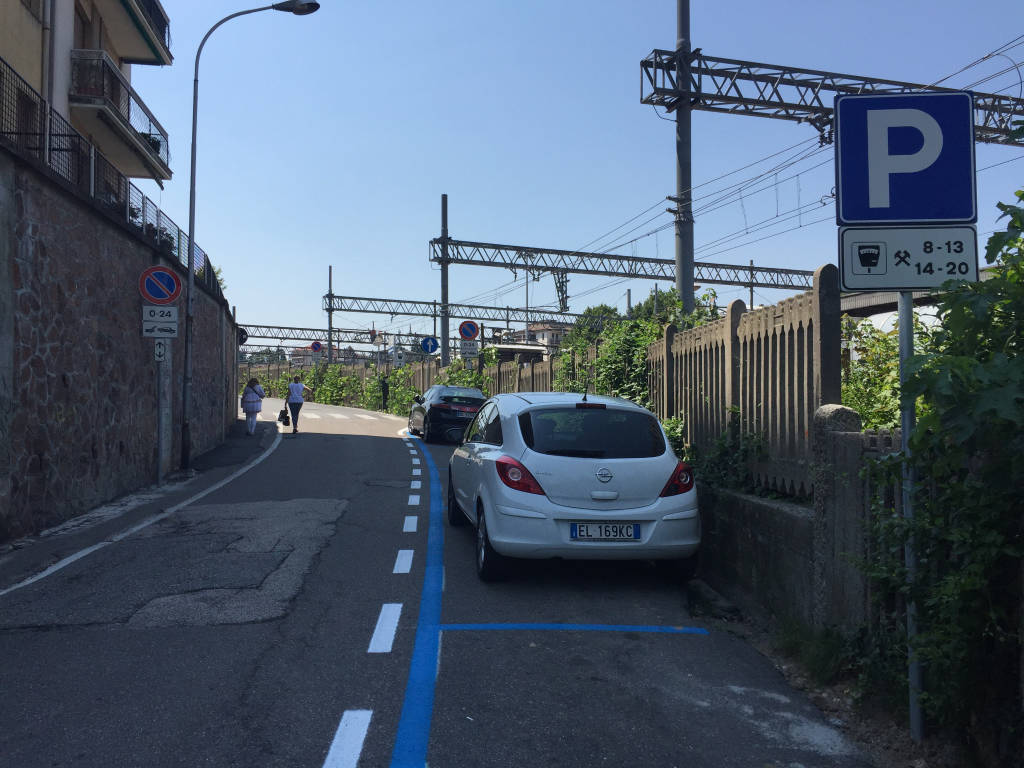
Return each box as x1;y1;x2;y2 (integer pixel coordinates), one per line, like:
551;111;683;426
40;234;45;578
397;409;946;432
813;404;862;434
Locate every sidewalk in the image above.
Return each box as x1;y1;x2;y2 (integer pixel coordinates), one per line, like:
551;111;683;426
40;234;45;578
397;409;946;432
0;415;279;594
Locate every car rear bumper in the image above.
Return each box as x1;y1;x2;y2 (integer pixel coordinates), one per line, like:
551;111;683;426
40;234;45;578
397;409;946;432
487;498;700;560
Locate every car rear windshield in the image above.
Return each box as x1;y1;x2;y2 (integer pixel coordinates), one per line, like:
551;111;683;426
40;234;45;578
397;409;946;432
518;407;666;458
439;388;485;406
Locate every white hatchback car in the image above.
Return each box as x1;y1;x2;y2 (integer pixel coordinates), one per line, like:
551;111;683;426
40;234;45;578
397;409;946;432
447;392;700;581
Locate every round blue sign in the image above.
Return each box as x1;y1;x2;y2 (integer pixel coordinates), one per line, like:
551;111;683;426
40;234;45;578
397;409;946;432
311;341;323;352
420;336;439;354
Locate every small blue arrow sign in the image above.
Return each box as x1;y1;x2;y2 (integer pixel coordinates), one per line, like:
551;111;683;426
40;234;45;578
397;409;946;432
421;336;439;354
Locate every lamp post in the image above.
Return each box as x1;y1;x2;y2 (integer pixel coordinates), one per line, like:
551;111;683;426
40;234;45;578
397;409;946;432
181;1;320;468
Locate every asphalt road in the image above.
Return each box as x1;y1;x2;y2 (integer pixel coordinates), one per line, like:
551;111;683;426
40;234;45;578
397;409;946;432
0;399;873;767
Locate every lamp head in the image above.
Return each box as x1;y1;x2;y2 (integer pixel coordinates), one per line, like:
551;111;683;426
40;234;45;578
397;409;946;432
271;1;320;14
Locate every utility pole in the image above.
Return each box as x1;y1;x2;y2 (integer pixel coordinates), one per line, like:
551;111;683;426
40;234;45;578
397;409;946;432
327;265;334;364
626;288;631;314
749;259;754;309
675;0;695;314
440;194;450;366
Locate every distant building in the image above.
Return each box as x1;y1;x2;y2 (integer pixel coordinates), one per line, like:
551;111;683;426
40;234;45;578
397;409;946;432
498;321;572;356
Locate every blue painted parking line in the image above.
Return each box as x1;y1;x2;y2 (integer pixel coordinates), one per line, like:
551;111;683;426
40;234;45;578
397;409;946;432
439;622;708;635
389;438;708;767
390;439;444;768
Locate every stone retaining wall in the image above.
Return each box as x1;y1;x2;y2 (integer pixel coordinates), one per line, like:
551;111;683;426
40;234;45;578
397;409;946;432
0;146;237;543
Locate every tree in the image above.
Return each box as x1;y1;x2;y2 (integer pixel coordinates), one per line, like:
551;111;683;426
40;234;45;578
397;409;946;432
562;303;621;349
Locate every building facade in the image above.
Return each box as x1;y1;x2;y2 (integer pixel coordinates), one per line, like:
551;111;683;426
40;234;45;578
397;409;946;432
1;0;172;185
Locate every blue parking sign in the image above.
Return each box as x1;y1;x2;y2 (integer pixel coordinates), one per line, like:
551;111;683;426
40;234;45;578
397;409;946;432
835;92;976;224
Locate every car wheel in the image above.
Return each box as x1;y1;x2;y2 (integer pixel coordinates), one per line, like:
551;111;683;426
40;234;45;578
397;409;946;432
476;506;506;582
447;475;465;526
422;417;433;443
656;553;699;583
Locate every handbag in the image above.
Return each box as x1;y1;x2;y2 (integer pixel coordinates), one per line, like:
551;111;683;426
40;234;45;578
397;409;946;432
278;406;290;426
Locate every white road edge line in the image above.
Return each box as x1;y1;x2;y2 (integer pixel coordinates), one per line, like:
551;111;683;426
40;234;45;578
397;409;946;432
322;709;372;768
403;516;418;533
393;549;414;574
0;431;285;598
408;495;420;506
410;480;422;490
412;458;420;465
412;468;422;476
368;603;403;653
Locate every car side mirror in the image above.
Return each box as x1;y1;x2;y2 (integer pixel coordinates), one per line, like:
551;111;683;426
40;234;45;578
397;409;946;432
414;395;424;404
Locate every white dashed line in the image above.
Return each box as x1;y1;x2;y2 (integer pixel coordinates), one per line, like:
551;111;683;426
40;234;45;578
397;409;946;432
410;480;421;490
403;516;418;533
408;450;417;455
322;709;372;768
304;413;322;419
356;415;376;421
412;468;422;476
368;603;402;653
412;458;420;466
330;413;349;420
408;495;420;506
393;550;414;574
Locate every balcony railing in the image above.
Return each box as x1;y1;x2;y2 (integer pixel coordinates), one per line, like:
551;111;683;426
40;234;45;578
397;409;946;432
135;0;172;53
69;49;169;169
0;54;223;303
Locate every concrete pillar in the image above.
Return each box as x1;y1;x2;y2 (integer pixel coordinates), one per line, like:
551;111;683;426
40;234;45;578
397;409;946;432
812;403;865;630
813;264;842;409
662;324;676;419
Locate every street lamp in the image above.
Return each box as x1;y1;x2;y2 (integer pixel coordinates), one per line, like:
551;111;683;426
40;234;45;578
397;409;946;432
180;1;320;468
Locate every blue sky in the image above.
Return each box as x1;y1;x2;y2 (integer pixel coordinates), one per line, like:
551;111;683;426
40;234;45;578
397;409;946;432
130;1;1024;348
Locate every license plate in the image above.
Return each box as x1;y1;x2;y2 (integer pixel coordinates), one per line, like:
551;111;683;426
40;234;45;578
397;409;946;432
570;522;639;541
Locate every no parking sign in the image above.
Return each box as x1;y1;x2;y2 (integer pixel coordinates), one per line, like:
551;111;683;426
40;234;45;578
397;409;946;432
139;266;182;305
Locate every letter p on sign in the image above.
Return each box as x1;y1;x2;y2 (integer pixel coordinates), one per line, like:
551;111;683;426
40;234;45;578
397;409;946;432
836;92;976;225
866;109;943;208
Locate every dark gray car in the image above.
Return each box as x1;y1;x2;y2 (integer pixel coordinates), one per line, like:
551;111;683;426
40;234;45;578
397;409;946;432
407;385;486;442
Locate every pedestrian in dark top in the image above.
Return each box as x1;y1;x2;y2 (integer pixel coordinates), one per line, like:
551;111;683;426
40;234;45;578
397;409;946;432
381;376;390;411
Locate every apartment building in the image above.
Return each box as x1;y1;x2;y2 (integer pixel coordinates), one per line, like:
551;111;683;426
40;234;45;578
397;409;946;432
1;0;172;185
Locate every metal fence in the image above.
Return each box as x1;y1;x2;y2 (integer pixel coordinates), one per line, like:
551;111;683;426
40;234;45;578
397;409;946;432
0;54;223;301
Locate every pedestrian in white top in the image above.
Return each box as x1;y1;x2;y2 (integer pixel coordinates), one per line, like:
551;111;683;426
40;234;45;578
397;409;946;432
241;378;266;436
287;375;313;434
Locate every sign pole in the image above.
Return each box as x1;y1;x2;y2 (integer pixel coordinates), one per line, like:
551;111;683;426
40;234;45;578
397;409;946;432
898;291;924;741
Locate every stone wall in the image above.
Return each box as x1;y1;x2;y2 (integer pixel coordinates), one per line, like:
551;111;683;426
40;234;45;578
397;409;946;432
697;405;873;632
0;146;237;543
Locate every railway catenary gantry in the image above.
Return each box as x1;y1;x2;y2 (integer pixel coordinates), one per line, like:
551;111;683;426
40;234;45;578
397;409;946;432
640;49;1024;145
428;238;816;312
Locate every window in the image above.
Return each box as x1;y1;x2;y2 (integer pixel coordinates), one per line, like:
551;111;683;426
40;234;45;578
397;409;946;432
481;407;503;445
466;404;492;444
519;407;666;458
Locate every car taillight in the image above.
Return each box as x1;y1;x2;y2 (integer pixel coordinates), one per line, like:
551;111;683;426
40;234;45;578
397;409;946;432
495;456;546;495
432;403;452;411
660;461;694;496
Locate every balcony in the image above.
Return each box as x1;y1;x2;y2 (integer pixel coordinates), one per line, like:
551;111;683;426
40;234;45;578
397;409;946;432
92;0;173;66
68;49;171;182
